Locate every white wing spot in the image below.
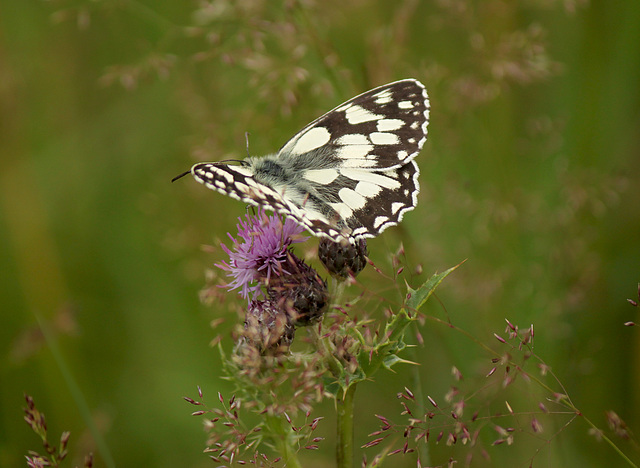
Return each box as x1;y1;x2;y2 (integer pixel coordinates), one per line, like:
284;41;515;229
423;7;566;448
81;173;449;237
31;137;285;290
330;202;353;219
398;150;408;160
370;132;400;145
374;90;393;104
234;181;249;193
398;101;413;109
222;189;241;201
336;144;374;160
305;169;339;184
344;105;382;124
376;119;404;131
338;187;367;209
217;170;235;183
373;216;389;228
336;134;370;145
352;226;368;236
340;169;401;189
340;158;378;168
355;180;382;197
244;177;261;188
391;202;405;215
234;167;254;177
289;127;331;155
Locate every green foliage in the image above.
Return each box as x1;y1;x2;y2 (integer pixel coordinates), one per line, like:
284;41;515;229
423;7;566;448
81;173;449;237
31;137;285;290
357;266;462;381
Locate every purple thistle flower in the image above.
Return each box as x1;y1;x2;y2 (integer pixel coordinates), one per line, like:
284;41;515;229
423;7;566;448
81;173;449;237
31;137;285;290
216;210;307;299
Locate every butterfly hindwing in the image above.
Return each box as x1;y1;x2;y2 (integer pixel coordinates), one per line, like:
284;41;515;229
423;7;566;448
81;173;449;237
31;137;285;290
333;160;420;239
189;79;430;242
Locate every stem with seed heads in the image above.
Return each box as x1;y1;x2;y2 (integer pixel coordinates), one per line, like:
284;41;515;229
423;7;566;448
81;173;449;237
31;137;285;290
265;414;303;468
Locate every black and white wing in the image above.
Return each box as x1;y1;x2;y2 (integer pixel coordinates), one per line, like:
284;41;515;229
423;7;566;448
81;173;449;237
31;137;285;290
189;79;430;242
278;79;429;170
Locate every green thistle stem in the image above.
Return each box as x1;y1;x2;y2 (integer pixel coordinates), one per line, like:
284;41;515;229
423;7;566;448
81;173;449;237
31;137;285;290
265;414;303;468
336;384;357;468
409;325;431;466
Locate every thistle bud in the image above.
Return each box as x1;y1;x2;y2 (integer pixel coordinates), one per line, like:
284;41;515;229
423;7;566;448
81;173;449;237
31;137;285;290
267;252;329;326
243;300;295;354
318;238;368;279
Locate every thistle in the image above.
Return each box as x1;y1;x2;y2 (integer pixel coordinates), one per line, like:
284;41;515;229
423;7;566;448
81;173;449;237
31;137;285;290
318;237;368;279
218;209;329;351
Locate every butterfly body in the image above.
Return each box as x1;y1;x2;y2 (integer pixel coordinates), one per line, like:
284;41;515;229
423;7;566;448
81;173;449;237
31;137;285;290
189;79;430;242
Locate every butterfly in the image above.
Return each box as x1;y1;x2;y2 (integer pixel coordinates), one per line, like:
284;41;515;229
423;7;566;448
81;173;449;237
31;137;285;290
174;79;430;243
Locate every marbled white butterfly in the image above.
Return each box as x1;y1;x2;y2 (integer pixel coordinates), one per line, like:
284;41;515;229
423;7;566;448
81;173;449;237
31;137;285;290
175;79;430;243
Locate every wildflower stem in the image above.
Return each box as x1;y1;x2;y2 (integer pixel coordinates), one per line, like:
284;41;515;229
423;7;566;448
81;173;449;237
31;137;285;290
576;413;638;467
336;384;357;468
265;414;303;468
313;327;344;382
331;278;347;306
408;328;431;466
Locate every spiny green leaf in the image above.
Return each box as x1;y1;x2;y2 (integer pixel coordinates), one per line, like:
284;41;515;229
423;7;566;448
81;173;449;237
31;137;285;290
357;308;416;378
405;261;464;311
382;307;415;345
353;264;462;380
382;353;418;370
324;362;367;394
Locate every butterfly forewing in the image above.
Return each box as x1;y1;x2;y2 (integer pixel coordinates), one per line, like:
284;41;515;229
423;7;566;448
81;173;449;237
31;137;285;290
189;79;430;242
192;162;337;238
278;79;429;170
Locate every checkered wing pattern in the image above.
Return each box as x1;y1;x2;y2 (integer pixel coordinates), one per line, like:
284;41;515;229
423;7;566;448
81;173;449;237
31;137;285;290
189;79;430;242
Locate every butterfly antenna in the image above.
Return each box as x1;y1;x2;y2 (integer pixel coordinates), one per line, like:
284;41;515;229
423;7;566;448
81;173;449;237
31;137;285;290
171;170;191;182
245;132;251;157
218;159;247;165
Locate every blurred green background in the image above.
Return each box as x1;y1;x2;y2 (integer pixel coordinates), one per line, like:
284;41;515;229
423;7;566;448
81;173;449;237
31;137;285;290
1;1;639;466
